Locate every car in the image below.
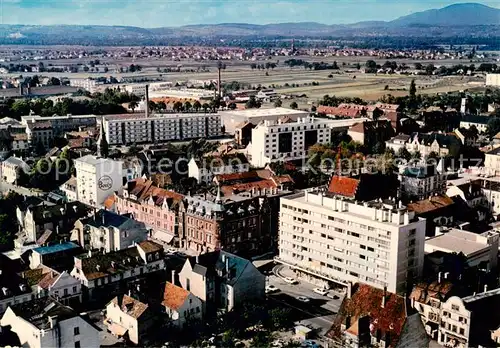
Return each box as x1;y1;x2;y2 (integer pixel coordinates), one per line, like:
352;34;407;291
302;340;320;348
265;284;279;293
296;296;310;303
283;276;298;284
313;287;328;296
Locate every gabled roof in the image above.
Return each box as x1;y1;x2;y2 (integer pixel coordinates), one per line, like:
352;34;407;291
138;240;163;254
110;295;149;319
328;176;359;198
407;195;454;214
123;178;183;208
162;282;190;311
327;284;407;347
186;250;252;286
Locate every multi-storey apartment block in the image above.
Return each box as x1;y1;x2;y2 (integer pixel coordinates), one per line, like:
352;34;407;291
277;187;426;294
248;116;367;167
101;112;222;145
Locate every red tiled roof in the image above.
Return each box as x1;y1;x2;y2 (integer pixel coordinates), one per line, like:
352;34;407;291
125;178;183;206
38;271;58;289
349;122;365;134
214;171;260;183
162;282;190;311
327;176;360;198
68;138;86;148
327;284;407;347
317;104;366;118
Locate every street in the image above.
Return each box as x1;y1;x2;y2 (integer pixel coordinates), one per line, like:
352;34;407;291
0;180;43;197
267;266;345;337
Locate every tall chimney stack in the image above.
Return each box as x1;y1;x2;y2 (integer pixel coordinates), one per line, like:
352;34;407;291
145;84;150;118
217;62;222;99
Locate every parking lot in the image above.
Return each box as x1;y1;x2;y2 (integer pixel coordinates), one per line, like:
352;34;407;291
266;265;345;337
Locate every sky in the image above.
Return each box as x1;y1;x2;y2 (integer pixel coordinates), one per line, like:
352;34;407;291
0;0;499;27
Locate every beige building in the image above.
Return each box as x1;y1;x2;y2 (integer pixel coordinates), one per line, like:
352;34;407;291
484;147;500;175
105;294;153;345
486;73;500;87
277;189;426;294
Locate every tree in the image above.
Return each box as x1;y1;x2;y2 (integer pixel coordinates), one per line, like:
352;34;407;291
487;117;500;138
290;101;298;109
268;307;292;330
373;141;386;155
129;100;138;112
184;101;192;112
202;103;210;113
397;147;412;162
173;101;183;112
412;151;422;161
365;60;377;73
409;79;417;110
193;100;202;112
372;108;384;120
245;95;261;109
228;102;237;110
274;99;283;107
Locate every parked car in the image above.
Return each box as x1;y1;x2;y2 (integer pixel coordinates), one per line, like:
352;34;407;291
296;296;310;303
283;276;298;284
313;287;328;296
265;284;279;294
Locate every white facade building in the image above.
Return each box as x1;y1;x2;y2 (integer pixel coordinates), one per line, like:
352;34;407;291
102;113;222;145
1;157;29;184
69;78;103;93
486;73;500;87
220;107;309;133
188;156;250;184
277;190;426;294
1;297;100;348
249;116;368;167
74;155;123;207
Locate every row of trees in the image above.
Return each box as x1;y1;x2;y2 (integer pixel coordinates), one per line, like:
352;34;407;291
1;88;139;119
250;62;277;70
284;59;339;70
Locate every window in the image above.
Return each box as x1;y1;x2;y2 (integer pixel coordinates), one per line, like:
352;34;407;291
451;304;460;311
64;288;68;296
75;342;81;348
74;327;80;335
459;328;465;335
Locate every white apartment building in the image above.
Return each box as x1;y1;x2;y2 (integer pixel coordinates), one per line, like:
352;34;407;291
1;297;100;348
74;155;123;207
1;157;30;184
248;116;368;168
484;147;500;176
69;78;103;93
102;113;222;145
278;190;426;294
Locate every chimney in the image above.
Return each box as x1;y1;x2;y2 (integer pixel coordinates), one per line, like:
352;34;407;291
196;255;199;264
382;286;387;308
19;84;24;96
484;284;488;293
128;289;132;297
171;270;175;284
438;272;442;284
145;85;150;118
225;256;229;274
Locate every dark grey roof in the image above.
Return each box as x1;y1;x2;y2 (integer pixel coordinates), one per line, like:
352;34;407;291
85;209;130;229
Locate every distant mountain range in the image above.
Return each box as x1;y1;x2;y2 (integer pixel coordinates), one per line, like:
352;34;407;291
0;3;499;46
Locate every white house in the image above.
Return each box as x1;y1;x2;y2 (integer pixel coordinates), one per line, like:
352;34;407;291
1;297;100;348
105;294;153;344
1;156;30;184
162;282;203;329
72;209;149;253
188;155;250;184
